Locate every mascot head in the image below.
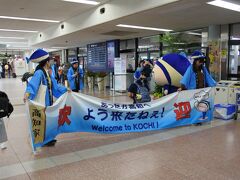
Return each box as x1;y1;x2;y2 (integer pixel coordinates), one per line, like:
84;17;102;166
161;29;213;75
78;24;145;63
153;53;190;88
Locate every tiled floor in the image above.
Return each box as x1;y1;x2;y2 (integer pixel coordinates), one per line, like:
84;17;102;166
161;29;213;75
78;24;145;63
0;78;240;180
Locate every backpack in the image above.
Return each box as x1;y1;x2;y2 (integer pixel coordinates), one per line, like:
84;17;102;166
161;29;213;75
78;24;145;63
135;83;151;103
0;91;14;118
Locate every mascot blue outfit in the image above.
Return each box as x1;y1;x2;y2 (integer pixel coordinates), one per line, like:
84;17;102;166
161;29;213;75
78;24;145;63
153;53;190;95
67;59;84;92
180;51;216;90
25;49;67;107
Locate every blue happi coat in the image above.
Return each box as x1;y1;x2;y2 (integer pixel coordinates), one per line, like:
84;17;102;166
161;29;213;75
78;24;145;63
180;65;216;90
67;67;84;91
26;69;67;106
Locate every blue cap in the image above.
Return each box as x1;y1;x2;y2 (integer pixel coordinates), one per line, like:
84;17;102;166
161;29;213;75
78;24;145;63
191;50;205;60
70;59;78;64
26;49;49;64
134;70;141;80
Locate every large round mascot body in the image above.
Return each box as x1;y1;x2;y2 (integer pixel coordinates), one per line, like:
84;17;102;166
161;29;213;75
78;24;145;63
153;53;190;94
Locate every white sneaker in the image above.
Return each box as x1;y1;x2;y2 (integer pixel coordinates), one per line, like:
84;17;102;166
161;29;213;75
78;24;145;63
0;143;7;150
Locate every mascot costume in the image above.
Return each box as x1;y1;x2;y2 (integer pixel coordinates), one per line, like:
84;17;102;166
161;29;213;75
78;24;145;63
153;53;190;95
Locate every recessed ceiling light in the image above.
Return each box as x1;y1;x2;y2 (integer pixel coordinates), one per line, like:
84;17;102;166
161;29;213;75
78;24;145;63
0;29;38;33
0;37;25;39
117;24;173;32
0;16;59;23
207;0;240;12
62;0;100;5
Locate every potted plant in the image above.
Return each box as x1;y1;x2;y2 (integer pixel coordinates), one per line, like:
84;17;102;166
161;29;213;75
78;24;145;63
152;83;163;100
86;71;96;90
96;72;107;91
160;32;187;55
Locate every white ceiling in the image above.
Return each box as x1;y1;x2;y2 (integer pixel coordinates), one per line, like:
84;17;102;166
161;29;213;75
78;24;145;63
0;0;109;49
0;0;240;50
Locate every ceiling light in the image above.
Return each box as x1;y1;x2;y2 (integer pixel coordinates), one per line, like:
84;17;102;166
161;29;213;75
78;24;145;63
232;37;240;40
62;0;100;5
207;0;240;12
0;16;59;23
0;42;28;44
117;24;173;32
0;37;25;39
51;47;68;49
0;29;38;33
186;32;202;36
173;42;186;44
7;47;29;49
7;45;29;47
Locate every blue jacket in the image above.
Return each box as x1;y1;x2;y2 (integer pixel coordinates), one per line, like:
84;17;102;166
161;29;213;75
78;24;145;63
67;67;84;90
26;69;67;106
180;65;216;90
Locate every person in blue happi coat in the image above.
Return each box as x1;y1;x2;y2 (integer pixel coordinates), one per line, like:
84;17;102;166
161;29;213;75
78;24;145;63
179;50;216;90
67;59;84;92
50;60;59;81
179;50;216;125
23;49;67;146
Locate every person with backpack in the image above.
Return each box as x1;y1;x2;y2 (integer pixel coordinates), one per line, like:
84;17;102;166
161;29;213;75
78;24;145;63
128;71;151;104
0;91;14;150
67;59;84;92
23;49;68;146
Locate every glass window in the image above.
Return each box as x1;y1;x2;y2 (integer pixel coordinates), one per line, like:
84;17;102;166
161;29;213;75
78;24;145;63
230;23;240;40
120;39;135;50
161;28;208;55
78;47;87;57
229;45;240;79
139;53;148;61
68;48;77;62
138;35;160;51
150;52;160;60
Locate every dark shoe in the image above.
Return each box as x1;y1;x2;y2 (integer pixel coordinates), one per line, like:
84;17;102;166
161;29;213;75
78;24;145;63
43;139;57;147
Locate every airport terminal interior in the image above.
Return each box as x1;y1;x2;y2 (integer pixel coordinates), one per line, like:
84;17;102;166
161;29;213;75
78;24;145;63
1;0;240;179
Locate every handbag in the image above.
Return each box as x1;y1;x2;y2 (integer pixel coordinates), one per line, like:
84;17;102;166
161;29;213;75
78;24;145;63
34;81;47;106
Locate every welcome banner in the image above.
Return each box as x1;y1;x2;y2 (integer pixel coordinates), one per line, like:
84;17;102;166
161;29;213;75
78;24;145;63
27;88;214;150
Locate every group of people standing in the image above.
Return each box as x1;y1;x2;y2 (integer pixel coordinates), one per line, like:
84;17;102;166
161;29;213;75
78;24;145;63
128;50;216;104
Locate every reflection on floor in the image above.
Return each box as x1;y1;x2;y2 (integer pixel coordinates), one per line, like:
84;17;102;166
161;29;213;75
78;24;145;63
0;78;240;180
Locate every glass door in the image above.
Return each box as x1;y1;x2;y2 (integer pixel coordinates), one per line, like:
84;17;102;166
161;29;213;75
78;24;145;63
229;45;240;80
